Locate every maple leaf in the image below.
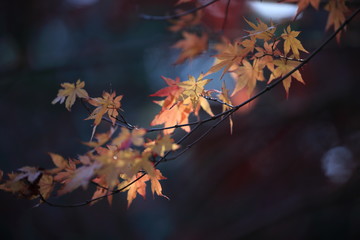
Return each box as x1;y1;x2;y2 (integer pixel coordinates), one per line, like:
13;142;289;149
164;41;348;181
95;148;146;188
38;174;54;200
111;127;147;149
206;42;247;79
58;161;101;195
325;0;349;43
119;172;150;208
0;172;37;199
177;74;212;108
53;159;77;185
281;25;308;59
149;169;169;199
255;41;281;72
281;0;320;17
151;101;192;134
218;81;234;134
173;32;208;64
86;91;123;126
90;177;113;206
150;76;182;102
48;152;68;170
83;127;116;148
244;18;276;41
15;166;42;183
268;58;304;97
232;59;265;96
241;38;256;54
145;135;180;157
52;79;89;111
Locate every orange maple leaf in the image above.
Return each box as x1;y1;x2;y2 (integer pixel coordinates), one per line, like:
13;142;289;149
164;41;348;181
281;0;320;17
111;127;147;149
268;58;304;97
325;0;349;43
244;18;276;41
149;169;169;199
52;79;89;111
150;76;192;134
281;25;308;59
231;59;265;96
255;41;281;72
151;101;192;134
206;42;247;79
90;177;113;206
82;127;116;148
86;91;123;126
120;172;149;208
173;32;208;64
150;76;183;110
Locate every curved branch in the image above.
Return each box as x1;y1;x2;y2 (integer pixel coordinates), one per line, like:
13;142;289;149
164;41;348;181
139;0;219;20
221;0;231;32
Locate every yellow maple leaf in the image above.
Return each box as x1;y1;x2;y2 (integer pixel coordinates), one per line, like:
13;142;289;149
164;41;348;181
52;79;89;111
177;74;211;108
325;0;349;43
173;32;208;64
268;58;304;97
281;25;308;59
218;81;234;134
86;91;123;126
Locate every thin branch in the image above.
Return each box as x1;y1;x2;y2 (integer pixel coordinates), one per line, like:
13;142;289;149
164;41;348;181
259;53;306;62
202;95;234;108
221;0;231;32
139;0;219;20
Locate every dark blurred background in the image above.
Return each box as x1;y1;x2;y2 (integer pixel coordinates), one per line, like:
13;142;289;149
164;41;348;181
1;0;360;239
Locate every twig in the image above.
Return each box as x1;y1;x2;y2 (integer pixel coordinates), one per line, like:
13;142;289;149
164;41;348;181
259;53;306;62
221;0;231;32
139;0;219;20
202;95;234;108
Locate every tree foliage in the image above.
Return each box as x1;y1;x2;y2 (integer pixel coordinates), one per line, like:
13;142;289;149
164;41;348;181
0;0;358;208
